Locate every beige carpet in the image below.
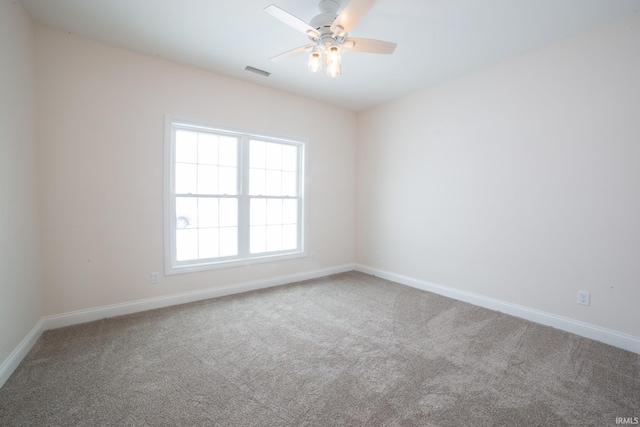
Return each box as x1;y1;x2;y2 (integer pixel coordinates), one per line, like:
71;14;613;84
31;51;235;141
0;271;638;426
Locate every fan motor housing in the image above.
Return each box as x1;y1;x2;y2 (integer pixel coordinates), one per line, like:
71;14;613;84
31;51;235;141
310;12;337;33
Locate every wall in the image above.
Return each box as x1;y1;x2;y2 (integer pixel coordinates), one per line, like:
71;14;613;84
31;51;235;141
357;12;640;338
0;0;42;366
35;25;356;316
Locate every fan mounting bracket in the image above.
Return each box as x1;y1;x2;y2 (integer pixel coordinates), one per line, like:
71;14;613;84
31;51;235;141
318;0;340;14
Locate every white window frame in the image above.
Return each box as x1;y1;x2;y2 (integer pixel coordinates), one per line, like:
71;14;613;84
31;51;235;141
164;116;307;274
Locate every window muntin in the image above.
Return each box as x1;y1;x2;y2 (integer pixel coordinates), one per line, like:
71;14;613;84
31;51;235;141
165;119;305;274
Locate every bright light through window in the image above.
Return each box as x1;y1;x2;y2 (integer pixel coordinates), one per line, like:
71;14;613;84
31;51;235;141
165;118;306;274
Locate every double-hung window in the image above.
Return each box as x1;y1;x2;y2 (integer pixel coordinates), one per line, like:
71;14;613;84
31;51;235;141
164;118;306;274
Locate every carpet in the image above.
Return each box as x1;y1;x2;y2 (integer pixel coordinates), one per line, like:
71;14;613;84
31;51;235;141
1;271;638;426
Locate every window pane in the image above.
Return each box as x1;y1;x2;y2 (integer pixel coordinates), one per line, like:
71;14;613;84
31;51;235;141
266;199;283;225
198;133;218;165
249;169;266;196
283;224;297;250
266;225;283;252
219;198;237;227
282;199;297;224
176;197;197;228
169;120;304;271
219;136;237;167
176;229;198;261
198;228;219;259
218;166;237;195
250;225;266;254
282;145;297;172
282;171;297;196
265;170;282;196
198;165;218;195
198;198;218;228
250;140;266;169
175;130;197;163
250;198;266;226
175;163;197;194
265;143;282;170
219;227;238;256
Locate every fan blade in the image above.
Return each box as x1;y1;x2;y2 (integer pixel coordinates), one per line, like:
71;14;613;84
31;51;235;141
343;37;396;54
330;0;377;36
264;5;320;39
270;44;315;62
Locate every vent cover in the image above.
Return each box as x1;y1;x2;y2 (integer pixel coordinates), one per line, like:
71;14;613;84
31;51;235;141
244;66;271;77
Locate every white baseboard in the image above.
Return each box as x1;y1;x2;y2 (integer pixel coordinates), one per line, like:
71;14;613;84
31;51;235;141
0;263;354;388
0;318;45;389
42;264;355;330
355;264;640;355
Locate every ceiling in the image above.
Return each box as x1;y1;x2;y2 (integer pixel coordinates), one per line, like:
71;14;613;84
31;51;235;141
20;0;640;111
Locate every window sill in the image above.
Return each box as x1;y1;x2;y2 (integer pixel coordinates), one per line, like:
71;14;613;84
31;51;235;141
165;250;308;275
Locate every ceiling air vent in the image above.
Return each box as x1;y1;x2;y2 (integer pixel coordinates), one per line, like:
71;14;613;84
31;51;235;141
244;66;271;77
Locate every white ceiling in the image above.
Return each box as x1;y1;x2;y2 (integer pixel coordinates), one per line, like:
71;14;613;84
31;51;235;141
21;0;640;111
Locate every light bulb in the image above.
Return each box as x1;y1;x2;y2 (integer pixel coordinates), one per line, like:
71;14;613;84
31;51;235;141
326;46;341;78
308;50;322;73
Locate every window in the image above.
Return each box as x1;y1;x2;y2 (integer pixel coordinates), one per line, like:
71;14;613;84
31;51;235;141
164;118;306;274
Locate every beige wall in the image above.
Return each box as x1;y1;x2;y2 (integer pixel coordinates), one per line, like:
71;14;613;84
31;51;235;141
357;12;640;337
0;0;42;364
35;25;357;316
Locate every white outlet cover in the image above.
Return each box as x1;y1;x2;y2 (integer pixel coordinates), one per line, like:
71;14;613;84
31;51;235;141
577;291;590;306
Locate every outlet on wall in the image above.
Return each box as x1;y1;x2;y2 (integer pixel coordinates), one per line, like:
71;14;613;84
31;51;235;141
151;272;160;284
375;250;381;260
577;291;590;306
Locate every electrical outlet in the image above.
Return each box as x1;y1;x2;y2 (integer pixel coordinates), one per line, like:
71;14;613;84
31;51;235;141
309;252;315;261
151;272;160;284
577;291;590;306
375;250;381;260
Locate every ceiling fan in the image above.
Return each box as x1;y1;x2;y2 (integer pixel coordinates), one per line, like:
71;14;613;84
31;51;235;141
264;0;396;77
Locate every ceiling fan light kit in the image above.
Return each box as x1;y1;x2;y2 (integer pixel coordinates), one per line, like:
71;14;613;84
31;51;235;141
308;49;323;73
325;46;342;77
307;37;343;77
265;0;396;78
